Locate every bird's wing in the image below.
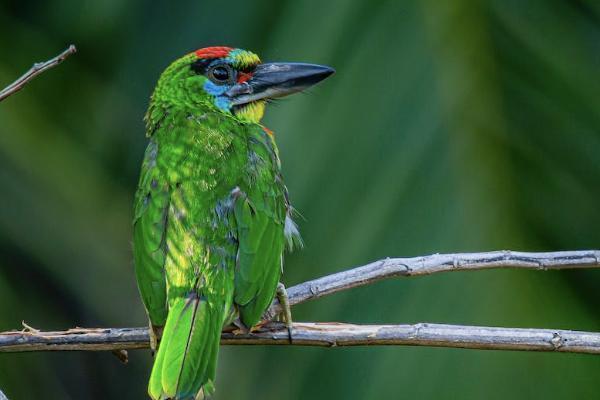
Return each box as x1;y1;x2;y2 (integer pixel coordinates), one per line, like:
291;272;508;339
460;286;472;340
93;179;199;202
233;127;287;327
133;139;169;327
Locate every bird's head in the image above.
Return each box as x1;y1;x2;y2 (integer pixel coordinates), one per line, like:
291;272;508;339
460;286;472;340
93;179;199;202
151;46;334;124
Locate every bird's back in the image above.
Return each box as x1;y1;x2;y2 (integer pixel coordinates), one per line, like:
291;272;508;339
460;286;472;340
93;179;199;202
134;106;287;399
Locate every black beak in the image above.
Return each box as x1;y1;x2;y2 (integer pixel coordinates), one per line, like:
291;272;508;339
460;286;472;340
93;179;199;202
226;62;334;106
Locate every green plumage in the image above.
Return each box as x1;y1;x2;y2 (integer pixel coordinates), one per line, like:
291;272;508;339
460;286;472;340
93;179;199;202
133;50;291;399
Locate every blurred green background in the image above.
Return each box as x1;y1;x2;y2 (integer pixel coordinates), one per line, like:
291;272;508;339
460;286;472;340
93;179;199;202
1;0;599;398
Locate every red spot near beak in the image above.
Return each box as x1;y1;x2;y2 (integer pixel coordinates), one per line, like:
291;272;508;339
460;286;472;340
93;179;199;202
237;72;252;83
194;46;233;59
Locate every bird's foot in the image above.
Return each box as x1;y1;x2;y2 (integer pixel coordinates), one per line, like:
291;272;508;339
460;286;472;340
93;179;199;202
148;323;163;355
276;282;293;343
231;317;250;335
231;318;271;335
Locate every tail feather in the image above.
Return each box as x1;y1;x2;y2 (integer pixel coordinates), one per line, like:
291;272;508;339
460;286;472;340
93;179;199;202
148;298;184;399
149;295;222;400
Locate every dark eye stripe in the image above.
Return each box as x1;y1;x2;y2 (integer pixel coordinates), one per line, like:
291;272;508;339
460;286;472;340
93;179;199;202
190;59;212;74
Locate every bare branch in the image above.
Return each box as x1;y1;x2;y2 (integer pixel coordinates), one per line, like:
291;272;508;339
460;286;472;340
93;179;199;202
1;323;599;355
0;250;598;355
0;45;77;102
0;327;148;352
266;250;600;317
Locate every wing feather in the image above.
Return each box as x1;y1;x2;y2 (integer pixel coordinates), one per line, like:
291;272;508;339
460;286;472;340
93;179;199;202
133;139;169;327
233;127;288;327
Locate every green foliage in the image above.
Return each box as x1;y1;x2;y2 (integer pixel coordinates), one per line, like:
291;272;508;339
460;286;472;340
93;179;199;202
0;0;598;399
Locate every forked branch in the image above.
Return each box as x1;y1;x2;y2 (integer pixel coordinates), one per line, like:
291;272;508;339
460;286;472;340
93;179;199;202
0;250;598;355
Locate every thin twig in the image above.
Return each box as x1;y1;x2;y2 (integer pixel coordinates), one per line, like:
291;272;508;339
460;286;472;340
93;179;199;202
0;250;598;354
1;323;599;354
0;45;77;102
266;250;600;317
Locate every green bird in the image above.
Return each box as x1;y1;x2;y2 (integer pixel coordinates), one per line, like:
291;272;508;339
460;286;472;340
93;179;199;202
133;46;333;399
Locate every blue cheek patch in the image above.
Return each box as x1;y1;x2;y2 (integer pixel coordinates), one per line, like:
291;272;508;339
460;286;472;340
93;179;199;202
203;80;232;112
215;96;232;111
203;80;228;96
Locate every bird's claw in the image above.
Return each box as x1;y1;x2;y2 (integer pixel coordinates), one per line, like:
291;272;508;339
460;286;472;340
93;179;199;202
148;323;163;355
276;282;293;343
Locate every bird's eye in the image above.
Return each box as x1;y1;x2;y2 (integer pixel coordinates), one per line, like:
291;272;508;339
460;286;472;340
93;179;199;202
207;64;234;84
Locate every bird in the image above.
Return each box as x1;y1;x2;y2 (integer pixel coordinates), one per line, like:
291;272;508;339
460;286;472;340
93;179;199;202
133;46;334;400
